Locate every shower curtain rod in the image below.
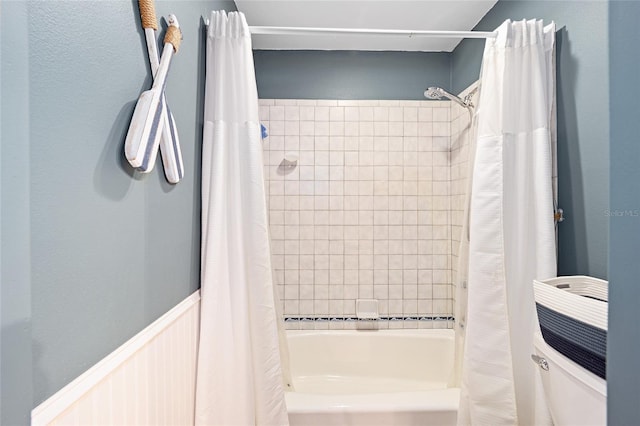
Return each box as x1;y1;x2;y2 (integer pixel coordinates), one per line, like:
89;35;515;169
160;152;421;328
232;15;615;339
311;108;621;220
203;19;497;39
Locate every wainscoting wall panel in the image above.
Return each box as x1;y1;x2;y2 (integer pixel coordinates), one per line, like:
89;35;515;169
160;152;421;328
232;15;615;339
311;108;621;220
31;292;201;426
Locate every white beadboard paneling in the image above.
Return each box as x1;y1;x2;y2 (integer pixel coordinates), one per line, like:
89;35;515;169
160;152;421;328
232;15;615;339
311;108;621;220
32;291;201;426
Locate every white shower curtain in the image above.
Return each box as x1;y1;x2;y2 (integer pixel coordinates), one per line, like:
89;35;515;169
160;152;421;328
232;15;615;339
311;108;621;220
195;11;289;426
458;20;556;426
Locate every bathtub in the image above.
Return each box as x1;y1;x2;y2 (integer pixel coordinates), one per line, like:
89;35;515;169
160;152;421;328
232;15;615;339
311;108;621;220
285;328;460;426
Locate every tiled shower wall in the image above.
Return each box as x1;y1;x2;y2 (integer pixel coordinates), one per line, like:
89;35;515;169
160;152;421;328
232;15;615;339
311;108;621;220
259;99;455;329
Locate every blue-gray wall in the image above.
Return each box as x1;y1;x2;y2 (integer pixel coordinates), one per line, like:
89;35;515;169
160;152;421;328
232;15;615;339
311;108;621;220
0;1;235;424
254;50;451;100
607;1;640;423
451;1;609;280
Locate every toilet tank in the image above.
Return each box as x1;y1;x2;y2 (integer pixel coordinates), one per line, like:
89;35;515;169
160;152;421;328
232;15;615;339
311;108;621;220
533;332;606;426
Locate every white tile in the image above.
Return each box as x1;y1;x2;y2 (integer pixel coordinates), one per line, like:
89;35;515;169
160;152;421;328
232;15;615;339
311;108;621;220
330;137;344;151
418;137;433;152
285;106;300;121
359;210;374;225
317;100;338;107
433;108;450;122
433;137;450;151
315;255;329;270
284;224;299;239
300;239;314;254
389;269;403;284
329;255;344;270
329;166;344;181
299;226;314;240
359;122;375;136
359;150;374;166
275;99;297;106
315;121;329;136
344;136;359;150
342;182;358;198
403;299;418;314
300;121;315;136
259;105;270;121
329;299;344;315
403;122;418;137
330;181;344;196
359;107;374;121
403;107;418;122
285;136;299;151
373;137;389;152
345;166;359;181
315;210;329;225
337;100;361;106
270;121;284;136
358;180;373;195
329;194;344;209
418;107;433;122
299;210;314;225
299;136;314;151
374;152;388;166
345;122;359;137
432;122;450;137
373;106;389;121
300;196;314;210
389;107;403;122
404;167;418;181
329;107;344;121
314;151;329;166
403;151;418;166
285;181;300;196
389;122;404;136
374;122;389;136
315;166;329;180
314;195;329;210
300;106;315;121
345;151;359;166
403;181;418;195
389;166;403;181
270;106;285;121
285;256;299;270
315;106;330;121
329;266;346;286
359;285;374;299
299;166;315;181
314;136;329;151
388;151;404;166
300;284;314;299
344;107;359;121
330;122;344;136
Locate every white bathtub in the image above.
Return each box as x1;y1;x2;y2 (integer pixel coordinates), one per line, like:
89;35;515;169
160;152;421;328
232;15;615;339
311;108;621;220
285;329;460;426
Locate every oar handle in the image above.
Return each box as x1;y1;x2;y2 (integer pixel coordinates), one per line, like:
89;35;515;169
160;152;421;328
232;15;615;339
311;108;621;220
164;15;182;53
138;0;158;30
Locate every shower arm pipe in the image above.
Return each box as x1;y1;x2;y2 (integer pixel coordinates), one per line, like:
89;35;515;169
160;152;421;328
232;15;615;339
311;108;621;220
202;19;497;39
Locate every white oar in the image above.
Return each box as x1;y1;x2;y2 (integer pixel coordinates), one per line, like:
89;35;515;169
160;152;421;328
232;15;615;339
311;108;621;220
137;0;184;182
124;11;181;175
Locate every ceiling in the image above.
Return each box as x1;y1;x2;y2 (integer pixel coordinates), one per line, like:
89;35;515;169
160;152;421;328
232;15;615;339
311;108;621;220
235;1;499;52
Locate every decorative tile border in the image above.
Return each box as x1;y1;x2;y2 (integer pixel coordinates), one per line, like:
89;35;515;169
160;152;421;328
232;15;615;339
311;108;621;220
284;315;455;323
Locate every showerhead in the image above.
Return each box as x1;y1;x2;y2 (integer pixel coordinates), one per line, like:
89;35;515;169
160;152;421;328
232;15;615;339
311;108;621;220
424;86;474;109
424;87;446;100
